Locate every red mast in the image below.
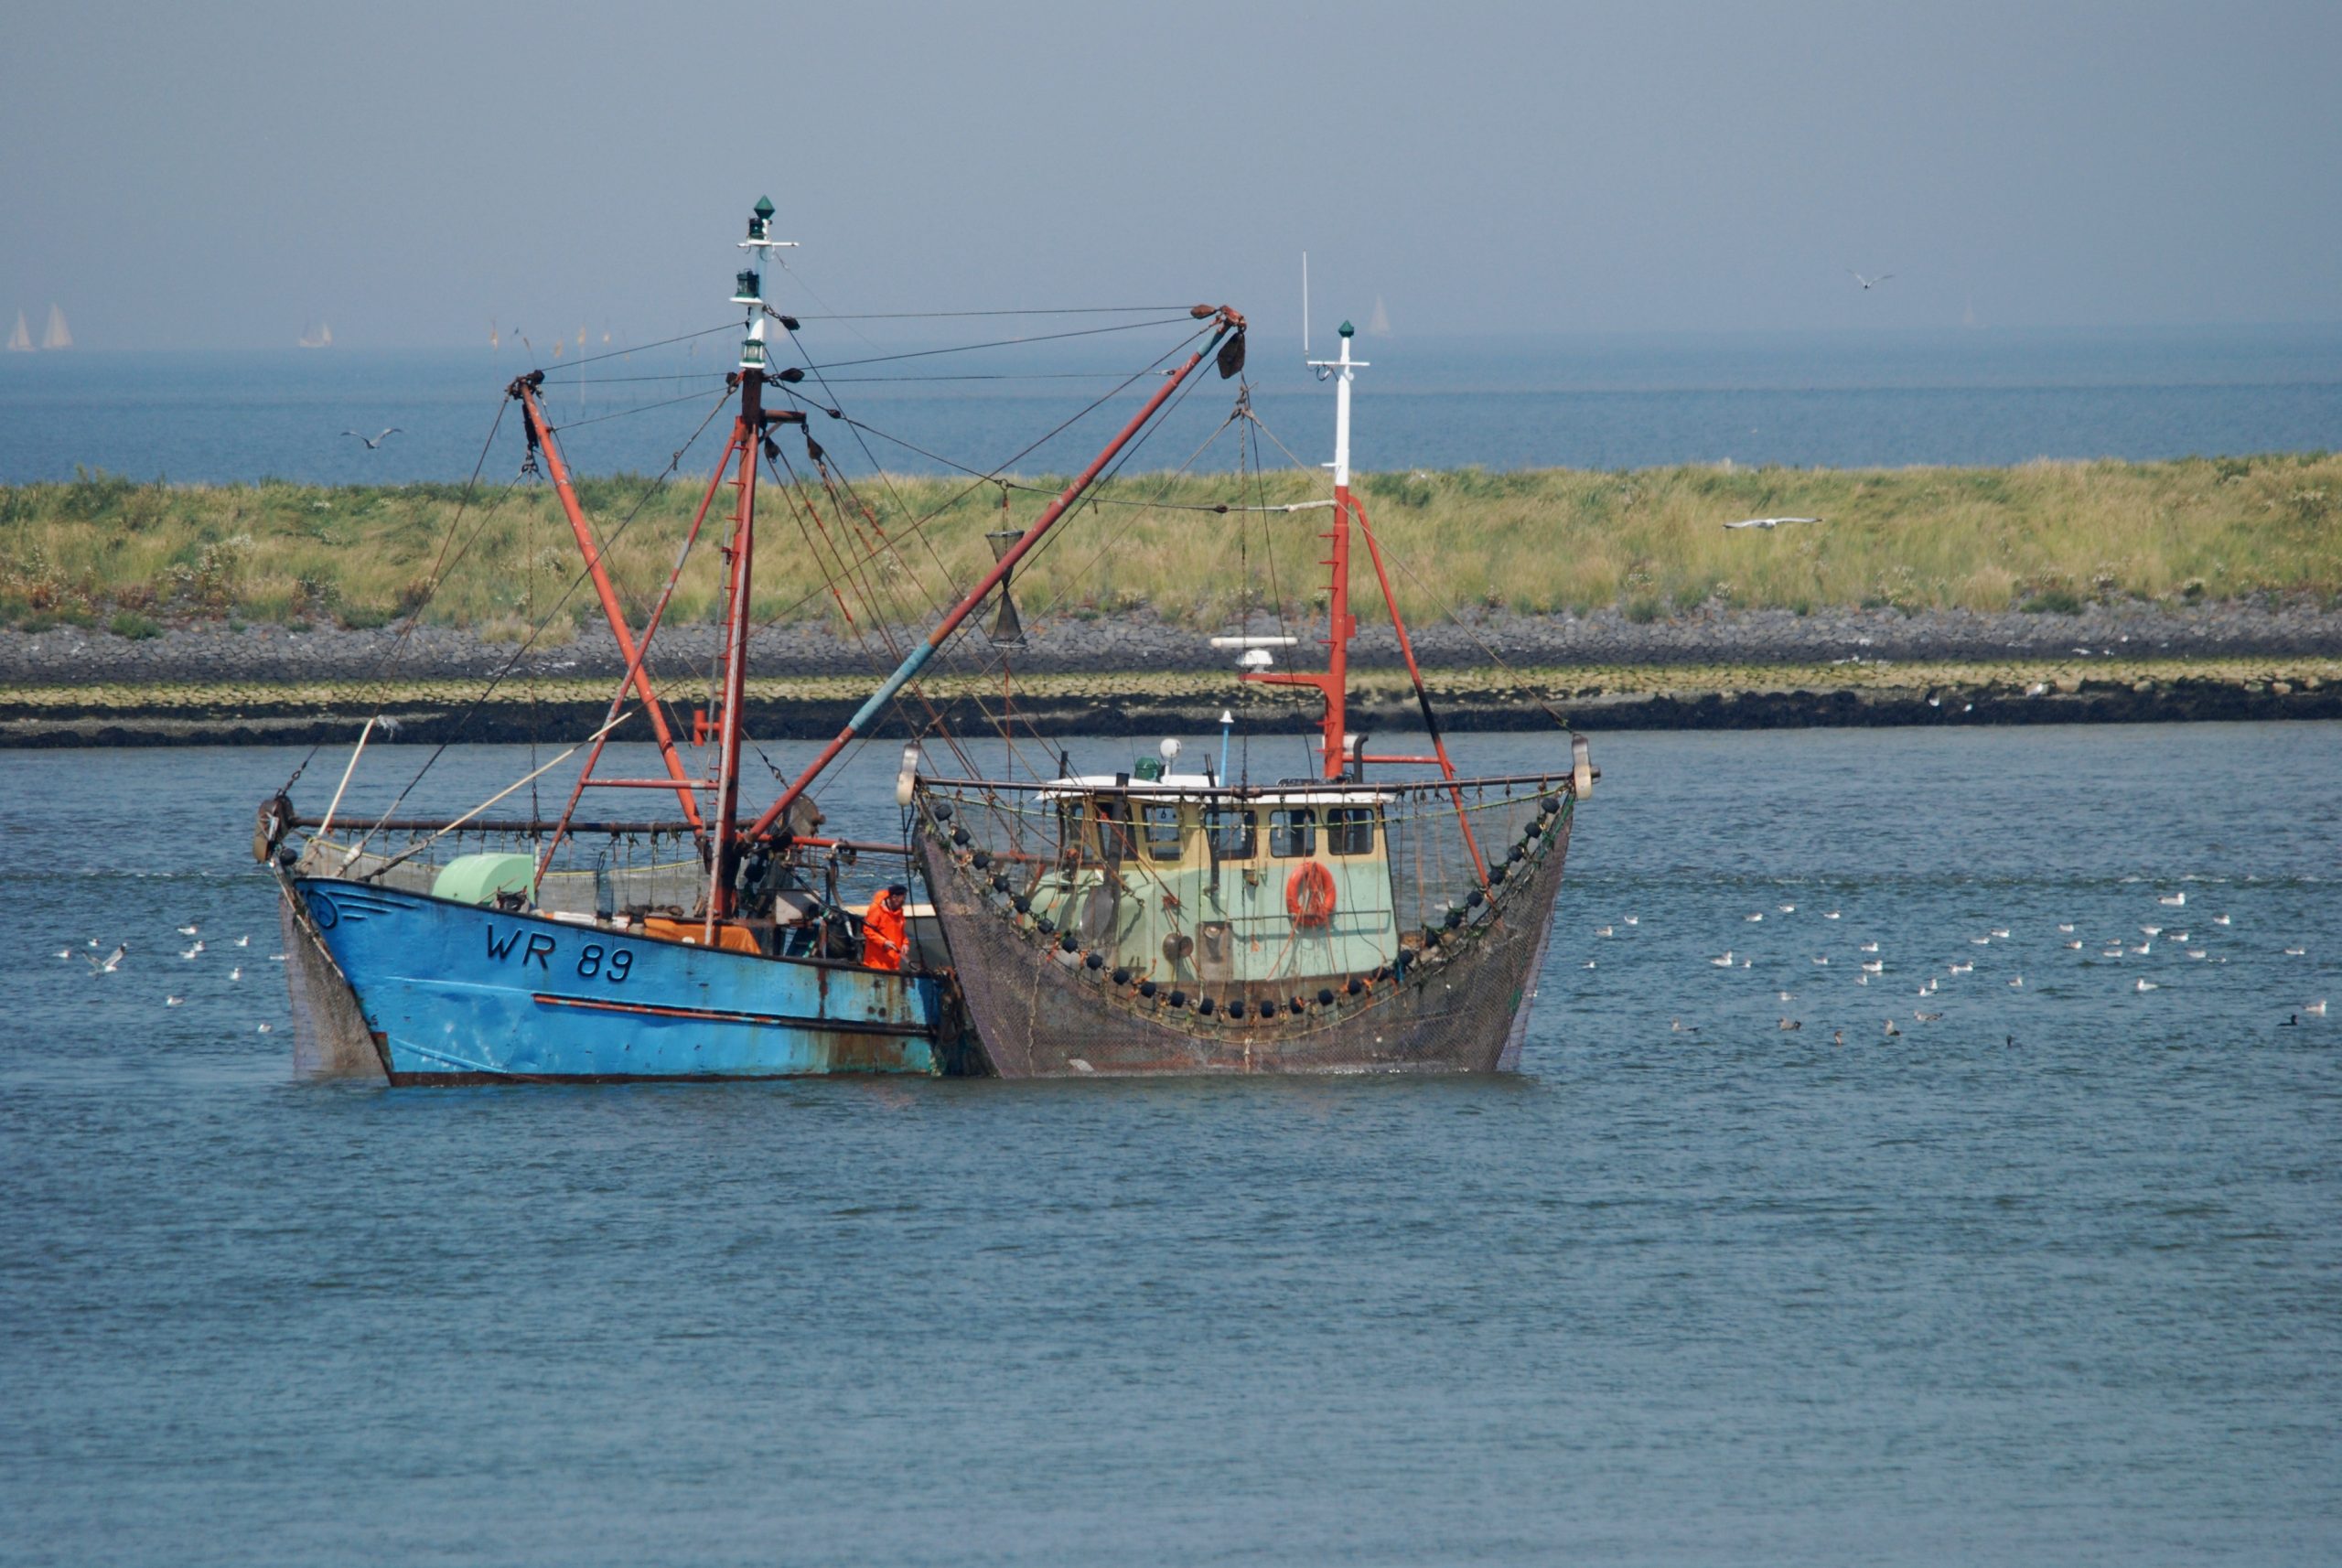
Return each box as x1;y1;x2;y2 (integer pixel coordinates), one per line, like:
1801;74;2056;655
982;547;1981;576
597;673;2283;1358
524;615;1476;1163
700;199;791;934
1243;317;1362;779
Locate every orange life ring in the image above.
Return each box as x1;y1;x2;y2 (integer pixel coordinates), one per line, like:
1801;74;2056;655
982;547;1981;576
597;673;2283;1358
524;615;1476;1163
1286;862;1337;928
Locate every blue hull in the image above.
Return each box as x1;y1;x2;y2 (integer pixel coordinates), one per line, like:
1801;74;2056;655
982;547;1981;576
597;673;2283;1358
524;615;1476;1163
292;877;944;1082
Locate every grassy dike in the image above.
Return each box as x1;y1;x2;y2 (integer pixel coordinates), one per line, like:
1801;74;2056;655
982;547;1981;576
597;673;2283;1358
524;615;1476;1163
4;453;2338;638
4;658;2336;747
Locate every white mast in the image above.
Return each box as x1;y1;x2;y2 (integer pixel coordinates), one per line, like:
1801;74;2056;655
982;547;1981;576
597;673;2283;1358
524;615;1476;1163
1307;318;1367;487
735;196;796;371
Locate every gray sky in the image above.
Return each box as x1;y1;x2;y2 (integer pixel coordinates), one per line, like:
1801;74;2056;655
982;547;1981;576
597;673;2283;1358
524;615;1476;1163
5;0;2338;349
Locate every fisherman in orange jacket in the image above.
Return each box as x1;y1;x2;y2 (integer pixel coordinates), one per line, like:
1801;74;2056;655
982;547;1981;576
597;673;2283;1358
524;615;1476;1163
861;884;909;971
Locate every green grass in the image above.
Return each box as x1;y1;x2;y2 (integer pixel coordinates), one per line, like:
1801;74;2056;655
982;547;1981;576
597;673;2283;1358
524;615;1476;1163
3;453;2337;634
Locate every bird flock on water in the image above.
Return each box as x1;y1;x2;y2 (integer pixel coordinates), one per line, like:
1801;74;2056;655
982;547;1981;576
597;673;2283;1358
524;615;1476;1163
1618;878;2324;1044
58;921;284;1030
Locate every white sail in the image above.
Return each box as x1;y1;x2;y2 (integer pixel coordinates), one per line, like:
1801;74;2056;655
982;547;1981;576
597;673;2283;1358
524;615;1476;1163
6;311;30;352
40;304;70;349
1367;295;1391;336
298;321;333;349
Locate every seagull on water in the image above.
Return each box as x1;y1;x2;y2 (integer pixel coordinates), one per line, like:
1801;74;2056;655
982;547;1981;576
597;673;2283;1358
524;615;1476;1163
341;427;403;449
1778;1017;1802;1031
2283;946;2307;957
1860;941;1879;954
1884;1018;1902;1036
177;922;199;937
1822;910;1842;920
1723;516;1822;531
2057;923;2076;934
1711;951;1735;967
2135;978;2158;993
2212;914;2231;927
2307;1000;2329;1017
1671;1018;1701;1034
1594;925;1614;938
1915;1010;1943;1023
2160;891;2186;907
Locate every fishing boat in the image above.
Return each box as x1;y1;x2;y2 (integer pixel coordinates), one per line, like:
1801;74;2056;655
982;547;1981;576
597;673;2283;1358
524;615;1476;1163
892;321;1595;1076
258;198;1252;1083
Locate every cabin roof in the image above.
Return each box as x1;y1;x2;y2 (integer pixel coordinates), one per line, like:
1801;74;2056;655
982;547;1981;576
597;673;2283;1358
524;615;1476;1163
1040;775;1392;806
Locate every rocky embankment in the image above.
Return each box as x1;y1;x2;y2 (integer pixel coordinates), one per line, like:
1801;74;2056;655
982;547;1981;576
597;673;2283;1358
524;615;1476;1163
1;601;2337;746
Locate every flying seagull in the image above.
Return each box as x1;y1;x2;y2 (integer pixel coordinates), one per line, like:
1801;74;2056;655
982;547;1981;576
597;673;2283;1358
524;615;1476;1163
1722;516;1821;531
341;427;403;449
1848;270;1896;290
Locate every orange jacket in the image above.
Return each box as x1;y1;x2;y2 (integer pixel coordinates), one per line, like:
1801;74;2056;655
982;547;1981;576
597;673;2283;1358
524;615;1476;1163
861;896;908;971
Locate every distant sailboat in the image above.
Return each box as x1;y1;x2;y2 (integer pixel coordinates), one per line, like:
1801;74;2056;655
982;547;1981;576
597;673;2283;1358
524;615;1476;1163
298;321;333;349
1366;295;1391;336
40;305;71;349
6;311;31;352
489;319;500;349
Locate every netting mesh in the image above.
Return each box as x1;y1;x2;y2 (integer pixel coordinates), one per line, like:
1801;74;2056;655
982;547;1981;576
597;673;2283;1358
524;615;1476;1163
925;777;1567;943
915;776;1578;1077
287;829;902;919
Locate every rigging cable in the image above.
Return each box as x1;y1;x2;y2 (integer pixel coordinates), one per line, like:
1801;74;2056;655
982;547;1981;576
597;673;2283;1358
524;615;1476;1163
275;395;513;796
344;387;736;865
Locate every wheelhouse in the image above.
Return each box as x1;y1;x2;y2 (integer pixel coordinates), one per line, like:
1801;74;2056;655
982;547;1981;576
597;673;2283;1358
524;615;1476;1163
1024;775;1401;990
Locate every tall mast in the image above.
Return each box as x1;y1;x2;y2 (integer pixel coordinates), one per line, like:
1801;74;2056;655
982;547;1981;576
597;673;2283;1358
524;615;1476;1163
1246;318;1364;779
704;198;793;931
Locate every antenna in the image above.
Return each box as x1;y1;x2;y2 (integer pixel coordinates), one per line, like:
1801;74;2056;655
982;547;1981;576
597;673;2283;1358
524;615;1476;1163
1301;252;1310;358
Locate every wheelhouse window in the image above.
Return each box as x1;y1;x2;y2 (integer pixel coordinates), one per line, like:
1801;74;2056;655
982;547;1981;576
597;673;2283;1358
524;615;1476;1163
1325;806;1376;855
1205;807;1256;858
1140;804;1184;861
1091;798;1133;862
1269;808;1316;858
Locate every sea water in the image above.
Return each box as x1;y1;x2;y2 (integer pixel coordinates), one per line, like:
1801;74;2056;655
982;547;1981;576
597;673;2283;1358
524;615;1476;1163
2;723;2336;1564
0;325;2336;487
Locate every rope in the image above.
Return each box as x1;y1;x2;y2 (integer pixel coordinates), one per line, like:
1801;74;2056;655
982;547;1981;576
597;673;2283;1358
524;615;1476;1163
792;305;1198;320
340;387;734;860
277;395;513;795
529;322;738;379
801;315;1202;371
